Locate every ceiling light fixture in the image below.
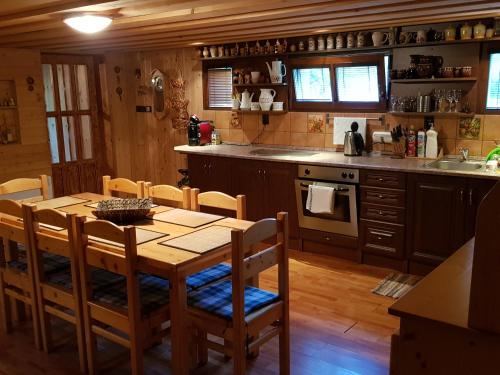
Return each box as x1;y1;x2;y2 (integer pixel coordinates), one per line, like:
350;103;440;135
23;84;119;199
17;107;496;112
64;15;112;34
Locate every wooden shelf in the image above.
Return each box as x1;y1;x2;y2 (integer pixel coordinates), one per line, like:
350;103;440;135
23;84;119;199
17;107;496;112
388;111;474;118
234;109;287;115
391;78;477;84
200;36;500;61
233;83;287;87
0;106;17;110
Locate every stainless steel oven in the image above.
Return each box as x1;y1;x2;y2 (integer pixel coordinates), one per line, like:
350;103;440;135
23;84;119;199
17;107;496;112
295;164;359;237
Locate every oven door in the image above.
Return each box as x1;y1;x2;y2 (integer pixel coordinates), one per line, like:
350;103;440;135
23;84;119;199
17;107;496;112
295;179;358;237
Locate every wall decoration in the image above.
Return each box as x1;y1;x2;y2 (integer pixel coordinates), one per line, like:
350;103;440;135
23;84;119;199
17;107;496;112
169;75;189;129
458;116;481;139
151;68;167;120
230;111;242;129
307;113;325;133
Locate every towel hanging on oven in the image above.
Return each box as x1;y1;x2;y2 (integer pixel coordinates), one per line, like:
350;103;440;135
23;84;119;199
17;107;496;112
306;184;336;214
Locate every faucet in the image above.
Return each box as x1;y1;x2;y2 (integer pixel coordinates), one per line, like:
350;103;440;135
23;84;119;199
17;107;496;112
459;147;469;162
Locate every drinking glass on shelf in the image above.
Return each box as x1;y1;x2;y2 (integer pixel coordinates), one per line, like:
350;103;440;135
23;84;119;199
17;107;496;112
446;89;454;112
390;96;398;112
453;89;462;113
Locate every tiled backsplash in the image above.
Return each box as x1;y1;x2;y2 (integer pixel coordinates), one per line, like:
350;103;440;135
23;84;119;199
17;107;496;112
200;110;500;157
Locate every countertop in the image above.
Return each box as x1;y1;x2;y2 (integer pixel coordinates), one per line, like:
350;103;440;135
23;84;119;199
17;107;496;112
388;239;474;329
174;144;500;180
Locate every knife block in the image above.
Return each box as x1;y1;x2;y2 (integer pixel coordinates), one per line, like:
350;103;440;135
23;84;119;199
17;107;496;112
468;181;500;333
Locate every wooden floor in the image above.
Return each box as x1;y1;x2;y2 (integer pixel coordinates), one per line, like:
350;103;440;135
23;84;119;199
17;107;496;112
0;250;399;375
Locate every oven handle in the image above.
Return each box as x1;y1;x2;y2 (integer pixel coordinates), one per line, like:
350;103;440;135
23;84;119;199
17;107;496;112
299;182;350;192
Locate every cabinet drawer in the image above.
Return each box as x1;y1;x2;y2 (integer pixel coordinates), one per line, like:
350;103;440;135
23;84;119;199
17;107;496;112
361;170;406;189
360;219;405;259
360;186;405;207
361;203;405;224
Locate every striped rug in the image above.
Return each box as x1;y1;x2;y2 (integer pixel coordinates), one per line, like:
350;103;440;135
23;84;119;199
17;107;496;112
372;273;422;299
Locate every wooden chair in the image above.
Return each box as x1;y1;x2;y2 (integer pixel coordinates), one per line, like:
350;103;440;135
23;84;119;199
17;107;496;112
22;205;87;373
102;175;146;198
187;212;290;375
0;175;50;200
145;182;190;209
191;188;246;220
0;200;42;349
75;217;170;374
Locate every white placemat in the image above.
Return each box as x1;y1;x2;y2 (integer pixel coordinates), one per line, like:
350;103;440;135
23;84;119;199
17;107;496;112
152;208;224;228
89;227;169;247
159;225;232;254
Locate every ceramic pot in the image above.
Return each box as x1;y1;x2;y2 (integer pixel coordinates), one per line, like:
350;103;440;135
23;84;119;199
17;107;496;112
210;46;217;57
217;46;224;57
202;47;209;58
444;25;456;41
317;35;325;51
336;34;344;49
460;23;472;40
486;28;495;39
259;88;276;111
298;41;305;51
416;30;427;44
473;22;486;39
388;27;397;45
308;37;315;51
356;32;366;48
326;34;334;50
372;31;388;46
347;32;355;48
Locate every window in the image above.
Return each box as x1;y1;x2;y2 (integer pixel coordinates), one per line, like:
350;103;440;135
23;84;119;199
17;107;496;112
486;53;500;110
336;65;380;102
292;67;332;102
290;55;386;111
207;68;232;108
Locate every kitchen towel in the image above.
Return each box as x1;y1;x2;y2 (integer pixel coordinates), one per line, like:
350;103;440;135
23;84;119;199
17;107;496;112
333;117;367;146
306;184;335;214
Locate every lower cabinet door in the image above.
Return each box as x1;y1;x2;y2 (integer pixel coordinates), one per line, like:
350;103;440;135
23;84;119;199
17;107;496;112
360;219;405;259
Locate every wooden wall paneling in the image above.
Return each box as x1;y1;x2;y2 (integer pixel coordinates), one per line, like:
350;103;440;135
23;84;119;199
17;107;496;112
0;48;51;183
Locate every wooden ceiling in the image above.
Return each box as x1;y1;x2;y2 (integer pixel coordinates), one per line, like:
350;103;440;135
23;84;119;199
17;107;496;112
0;0;499;53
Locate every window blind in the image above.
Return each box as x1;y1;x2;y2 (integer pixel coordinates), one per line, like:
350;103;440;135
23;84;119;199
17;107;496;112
292;67;332;102
335;65;380;102
487;53;500;110
207;68;232;108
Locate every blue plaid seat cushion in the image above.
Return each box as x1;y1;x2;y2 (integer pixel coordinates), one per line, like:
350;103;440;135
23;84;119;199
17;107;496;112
47;268;125;290
93;274;170;315
186;263;231;290
187;280;279;320
7;252;70;274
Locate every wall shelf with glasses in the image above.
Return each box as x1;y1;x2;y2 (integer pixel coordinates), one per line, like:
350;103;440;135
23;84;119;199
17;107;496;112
234;110;288;115
0;79;20;146
391;78;477;84
233;83;288;87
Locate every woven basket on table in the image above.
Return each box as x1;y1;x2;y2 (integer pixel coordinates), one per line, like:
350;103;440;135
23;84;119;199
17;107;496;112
92;198;153;224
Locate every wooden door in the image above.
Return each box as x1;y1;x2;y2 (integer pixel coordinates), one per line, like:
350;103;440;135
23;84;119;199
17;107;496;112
465;179;496;239
407;174;466;265
42;55;101;197
232;159;263;221
188;154;210;192
207;157;232;193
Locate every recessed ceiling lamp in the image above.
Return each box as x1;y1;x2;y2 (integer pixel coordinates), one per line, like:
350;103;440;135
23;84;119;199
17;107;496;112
64;15;112;34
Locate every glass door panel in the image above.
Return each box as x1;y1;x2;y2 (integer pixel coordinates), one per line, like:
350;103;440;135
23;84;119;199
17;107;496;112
80;115;93;159
62;116;77;162
42;64;55;112
75;65;90;110
56;64;73;111
47;117;59;163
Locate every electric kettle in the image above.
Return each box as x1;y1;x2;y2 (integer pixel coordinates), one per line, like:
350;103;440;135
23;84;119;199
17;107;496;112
344;122;365;156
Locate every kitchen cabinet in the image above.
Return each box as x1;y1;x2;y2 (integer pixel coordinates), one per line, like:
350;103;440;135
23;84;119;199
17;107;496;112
232;159;298;235
187;154;232;194
406;174;495;268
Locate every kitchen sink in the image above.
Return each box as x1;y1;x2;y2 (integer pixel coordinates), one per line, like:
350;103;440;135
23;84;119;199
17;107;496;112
426;159;484;171
249;148;318;157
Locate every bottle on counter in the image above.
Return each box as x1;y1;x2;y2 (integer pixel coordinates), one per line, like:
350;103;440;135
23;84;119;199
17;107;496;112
417;129;426;158
407;125;417;157
425;125;439;159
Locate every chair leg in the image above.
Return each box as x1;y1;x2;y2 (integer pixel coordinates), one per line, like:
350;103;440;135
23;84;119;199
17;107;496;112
28;292;42;351
129;341;144;375
74;312;87;374
279;319;290;375
196;328;208;366
247;328;260;359
0;278;12;333
39;307;53;353
83;318;98;375
233;338;246;375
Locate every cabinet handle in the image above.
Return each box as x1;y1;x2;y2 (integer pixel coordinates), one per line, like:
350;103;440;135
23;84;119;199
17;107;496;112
378;194;385;199
257;169;262;176
468;188;474;207
324;236;331;241
370;230;393;238
263;169;267;178
459;188;465;204
378;178;385;182
378;210;384;216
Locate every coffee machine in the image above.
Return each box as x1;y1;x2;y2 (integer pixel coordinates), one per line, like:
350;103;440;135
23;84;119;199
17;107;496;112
188;115;200;146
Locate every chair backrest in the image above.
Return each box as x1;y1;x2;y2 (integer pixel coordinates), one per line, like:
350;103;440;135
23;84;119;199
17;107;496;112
231;212;288;326
0;200;30;267
191;188;246;220
22;205;78;288
146;183;190;210
0;175;49;200
102;175;145;198
75;217;140;335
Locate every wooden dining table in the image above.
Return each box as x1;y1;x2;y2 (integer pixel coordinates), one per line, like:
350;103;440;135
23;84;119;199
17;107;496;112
26;192;254;375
